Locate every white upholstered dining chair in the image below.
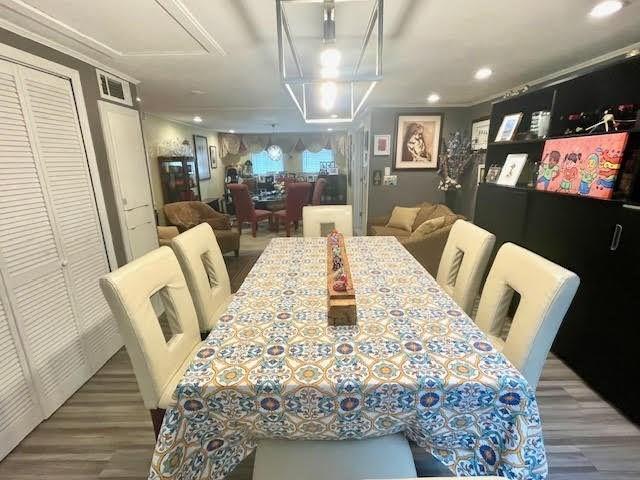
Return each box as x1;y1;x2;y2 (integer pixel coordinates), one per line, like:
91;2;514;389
99;247;203;438
475;242;580;388
436;219;495;315
302;205;353;237
171;223;233;333
253;434;416;480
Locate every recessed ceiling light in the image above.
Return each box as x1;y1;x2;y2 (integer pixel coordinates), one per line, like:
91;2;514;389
327;128;334;131
626;48;640;58
191;89;206;95
475;67;493;80
193;116;202;123
330;114;338;118
427;93;440;104
228;129;235;133
589;0;623;18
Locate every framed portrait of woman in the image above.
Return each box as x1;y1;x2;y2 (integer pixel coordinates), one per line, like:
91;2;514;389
393;114;443;171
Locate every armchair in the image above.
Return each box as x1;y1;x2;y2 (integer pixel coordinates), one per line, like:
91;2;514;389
163;201;239;256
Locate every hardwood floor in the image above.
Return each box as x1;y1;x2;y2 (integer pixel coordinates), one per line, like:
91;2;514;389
1;255;638;479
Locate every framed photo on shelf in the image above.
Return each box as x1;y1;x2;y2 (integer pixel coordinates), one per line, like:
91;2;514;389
393;113;443;171
477;163;486;184
496;153;528;186
374;134;391;155
485;164;502;183
209;145;218;169
193;135;210;180
494;113;523;142
471;117;490;151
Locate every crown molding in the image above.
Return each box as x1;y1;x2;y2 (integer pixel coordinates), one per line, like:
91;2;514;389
0;17;140;84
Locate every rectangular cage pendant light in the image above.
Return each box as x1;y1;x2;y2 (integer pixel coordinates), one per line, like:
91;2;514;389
276;0;383;124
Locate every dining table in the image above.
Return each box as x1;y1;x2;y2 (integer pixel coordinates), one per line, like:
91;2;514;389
149;236;548;480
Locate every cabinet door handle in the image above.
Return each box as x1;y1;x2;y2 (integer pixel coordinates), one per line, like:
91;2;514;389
610;223;623;251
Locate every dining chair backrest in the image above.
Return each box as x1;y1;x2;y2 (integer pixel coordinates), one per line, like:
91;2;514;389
227;183;256;220
436;220;496;315
284;182;313;221
475;242;580;387
99;247;200;409
302;205;353;237
311;177;328;205
171;223;231;332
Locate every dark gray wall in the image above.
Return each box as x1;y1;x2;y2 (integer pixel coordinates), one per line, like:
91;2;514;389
459;101;492;220
0;27;139;265
368;106;476;218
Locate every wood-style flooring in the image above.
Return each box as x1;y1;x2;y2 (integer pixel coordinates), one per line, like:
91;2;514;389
1;254;638;480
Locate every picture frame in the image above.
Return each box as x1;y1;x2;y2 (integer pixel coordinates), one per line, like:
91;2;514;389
494;113;523;142
373;134;391;155
393;113;443;171
209;145;218;169
372;169;382;186
485;164;502;183
471;117;490;151
477;163;486;184
193;134;210;180
496;153;528;186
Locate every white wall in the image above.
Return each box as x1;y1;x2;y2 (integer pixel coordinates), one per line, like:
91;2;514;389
141;114;224;224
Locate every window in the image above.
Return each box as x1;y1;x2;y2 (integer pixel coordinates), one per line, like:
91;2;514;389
250;150;283;175
302;149;334;173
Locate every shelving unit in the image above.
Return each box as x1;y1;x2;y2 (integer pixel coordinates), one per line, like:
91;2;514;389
475;56;640;425
483;57;640;201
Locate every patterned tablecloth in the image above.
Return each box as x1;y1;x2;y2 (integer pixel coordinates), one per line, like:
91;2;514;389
149;237;548;480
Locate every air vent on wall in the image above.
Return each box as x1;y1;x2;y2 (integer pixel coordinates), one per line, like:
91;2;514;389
96;69;132;106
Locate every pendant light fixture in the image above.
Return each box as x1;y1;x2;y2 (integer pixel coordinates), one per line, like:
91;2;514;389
276;0;383;124
266;124;283;161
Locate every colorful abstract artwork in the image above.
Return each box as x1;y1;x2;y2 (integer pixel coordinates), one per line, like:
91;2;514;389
536;132;629;199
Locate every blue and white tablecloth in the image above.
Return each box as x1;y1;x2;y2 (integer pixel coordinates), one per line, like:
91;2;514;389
149;236;547;479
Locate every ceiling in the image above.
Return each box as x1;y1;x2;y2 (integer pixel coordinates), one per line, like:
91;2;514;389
1;0;639;132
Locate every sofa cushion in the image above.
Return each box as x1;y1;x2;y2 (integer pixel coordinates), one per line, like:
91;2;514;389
411;202;438;230
370;225;411;239
409;214;464;241
386;206;421;232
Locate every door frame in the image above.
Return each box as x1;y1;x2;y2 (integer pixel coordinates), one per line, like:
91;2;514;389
0;43;118;269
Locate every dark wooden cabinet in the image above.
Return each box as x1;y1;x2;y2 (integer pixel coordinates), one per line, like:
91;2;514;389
475;183;640;424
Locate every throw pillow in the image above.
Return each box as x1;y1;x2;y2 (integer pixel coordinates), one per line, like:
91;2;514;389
386;206;421;232
409;214;464;240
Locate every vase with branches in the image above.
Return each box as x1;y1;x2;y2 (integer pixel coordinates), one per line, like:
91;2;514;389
437;131;481;192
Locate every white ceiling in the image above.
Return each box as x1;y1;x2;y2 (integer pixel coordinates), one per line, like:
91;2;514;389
1;0;639;132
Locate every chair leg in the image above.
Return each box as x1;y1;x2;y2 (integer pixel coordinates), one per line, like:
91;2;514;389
237;220;242;235
294;220;299;231
150;408;166;440
275;218;279;233
286;221;291;237
252;221;257;237
234;249;239;257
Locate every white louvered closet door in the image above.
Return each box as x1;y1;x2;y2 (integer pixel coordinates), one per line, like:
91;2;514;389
0;57;120;427
0;276;43;460
19;67;121;374
0;58;91;418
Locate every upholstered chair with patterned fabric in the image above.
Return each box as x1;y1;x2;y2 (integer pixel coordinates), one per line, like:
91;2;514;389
99;247;202;439
273;182;314;237
163;201;239;256
171;223;232;334
227;183;272;237
253;434;417;480
302;205;353;237
311;177;328;205
436;220;496;315
475;243;580;388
